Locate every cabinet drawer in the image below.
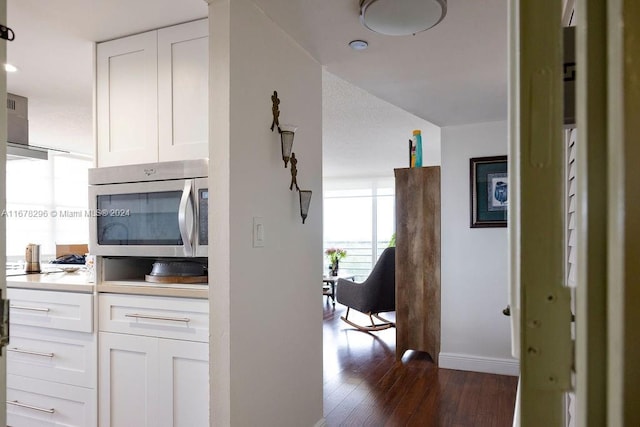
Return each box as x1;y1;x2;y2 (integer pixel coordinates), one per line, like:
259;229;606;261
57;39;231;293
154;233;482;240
7;375;95;427
99;293;209;342
7;325;96;388
8;289;93;333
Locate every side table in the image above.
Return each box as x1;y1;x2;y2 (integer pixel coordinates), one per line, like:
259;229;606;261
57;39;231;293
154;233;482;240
323;274;356;306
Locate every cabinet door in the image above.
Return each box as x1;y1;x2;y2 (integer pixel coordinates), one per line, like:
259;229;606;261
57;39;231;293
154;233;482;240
157;339;209;427
97;31;158;166
157;19;209;162
99;332;159;427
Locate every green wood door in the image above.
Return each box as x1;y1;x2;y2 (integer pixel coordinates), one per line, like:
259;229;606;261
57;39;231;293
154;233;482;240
511;1;573;424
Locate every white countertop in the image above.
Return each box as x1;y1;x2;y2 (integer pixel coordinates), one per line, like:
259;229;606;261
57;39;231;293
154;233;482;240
98;281;209;299
7;270;94;293
6;268;209;299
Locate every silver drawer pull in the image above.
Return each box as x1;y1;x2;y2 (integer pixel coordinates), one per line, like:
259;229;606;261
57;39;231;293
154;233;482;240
125;313;191;323
7;400;55;414
8;347;54;358
10;304;50;312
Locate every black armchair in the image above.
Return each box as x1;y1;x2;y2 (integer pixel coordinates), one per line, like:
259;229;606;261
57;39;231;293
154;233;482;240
335;247;396;331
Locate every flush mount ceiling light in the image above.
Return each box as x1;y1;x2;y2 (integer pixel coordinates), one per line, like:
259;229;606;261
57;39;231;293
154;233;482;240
349;40;369;50
359;0;447;36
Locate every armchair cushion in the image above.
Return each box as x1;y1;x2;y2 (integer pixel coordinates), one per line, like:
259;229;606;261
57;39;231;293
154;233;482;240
336;247;395;314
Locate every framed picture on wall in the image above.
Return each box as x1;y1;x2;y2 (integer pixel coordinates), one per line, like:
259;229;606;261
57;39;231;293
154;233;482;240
470;156;508;228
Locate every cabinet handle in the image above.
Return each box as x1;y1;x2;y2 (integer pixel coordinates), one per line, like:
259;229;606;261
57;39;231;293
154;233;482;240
7;400;55;414
10;304;50;312
125;313;191;323
8;347;54;358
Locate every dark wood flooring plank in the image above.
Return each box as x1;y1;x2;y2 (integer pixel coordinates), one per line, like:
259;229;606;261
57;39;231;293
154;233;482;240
323;302;518;427
383;364;436;425
406;367;454;426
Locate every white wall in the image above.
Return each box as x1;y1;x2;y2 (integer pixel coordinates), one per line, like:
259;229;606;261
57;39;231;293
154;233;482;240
209;0;324;426
440;120;517;375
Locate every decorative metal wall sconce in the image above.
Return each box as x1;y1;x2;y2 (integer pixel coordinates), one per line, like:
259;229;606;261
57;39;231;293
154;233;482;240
270;91;280;131
279;124;297;168
270;90;311;224
270;91;297;167
299;190;312;224
289;153;299;191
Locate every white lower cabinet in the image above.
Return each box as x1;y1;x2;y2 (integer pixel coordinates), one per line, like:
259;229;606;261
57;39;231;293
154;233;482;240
7;375;95;427
157;339;209;427
98;294;209;427
98;333;158;427
6;288;96;427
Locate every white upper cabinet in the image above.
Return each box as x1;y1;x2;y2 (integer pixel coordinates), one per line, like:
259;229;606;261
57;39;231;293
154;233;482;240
97;31;158;166
158;20;209;161
97;19;208;167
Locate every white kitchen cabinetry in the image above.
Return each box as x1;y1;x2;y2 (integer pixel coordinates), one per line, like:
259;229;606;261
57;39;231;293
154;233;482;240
98;293;209;427
97;19;208;167
96;31;158;166
157;21;209;162
157;339;209;427
6;288;96;427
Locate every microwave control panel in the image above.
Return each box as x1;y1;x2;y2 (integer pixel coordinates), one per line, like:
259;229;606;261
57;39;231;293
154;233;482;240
199;189;208;245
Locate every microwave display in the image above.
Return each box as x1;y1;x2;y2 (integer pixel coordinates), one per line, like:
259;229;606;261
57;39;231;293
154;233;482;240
96;191;184;245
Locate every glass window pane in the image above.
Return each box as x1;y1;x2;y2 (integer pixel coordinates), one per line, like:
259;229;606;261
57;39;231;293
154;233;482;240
5;154;92;260
323;184;396;282
324;188;372;198
53;155;91;207
6;159;52;205
323;196;373;280
5;203;54;259
376;187;395;197
54;207;89;248
376;194;395;257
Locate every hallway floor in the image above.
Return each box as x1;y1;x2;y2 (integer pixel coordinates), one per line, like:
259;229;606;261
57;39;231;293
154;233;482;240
323;300;518;426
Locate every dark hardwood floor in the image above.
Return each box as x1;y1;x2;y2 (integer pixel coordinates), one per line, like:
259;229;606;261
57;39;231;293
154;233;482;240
323;299;518;426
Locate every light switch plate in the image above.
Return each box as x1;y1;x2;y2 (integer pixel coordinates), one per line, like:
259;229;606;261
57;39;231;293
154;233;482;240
253;217;265;248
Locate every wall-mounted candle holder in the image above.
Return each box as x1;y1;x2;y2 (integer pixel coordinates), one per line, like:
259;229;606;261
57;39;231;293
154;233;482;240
279;124;297;168
270;90;311;224
299;190;312;224
270;91;297;167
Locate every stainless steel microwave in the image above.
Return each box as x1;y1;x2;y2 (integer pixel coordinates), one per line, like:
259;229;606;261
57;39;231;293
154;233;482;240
88;159;208;257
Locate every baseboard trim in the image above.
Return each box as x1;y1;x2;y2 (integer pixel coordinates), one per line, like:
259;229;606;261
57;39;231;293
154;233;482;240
439;352;519;376
313;418;328;427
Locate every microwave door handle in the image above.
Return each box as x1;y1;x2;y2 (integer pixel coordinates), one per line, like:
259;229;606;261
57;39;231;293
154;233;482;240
178;180;194;256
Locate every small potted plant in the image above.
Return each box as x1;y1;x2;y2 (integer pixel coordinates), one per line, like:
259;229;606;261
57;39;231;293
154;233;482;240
325;247;347;276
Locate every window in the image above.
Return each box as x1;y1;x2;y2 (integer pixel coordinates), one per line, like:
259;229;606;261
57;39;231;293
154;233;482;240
323;184;395;280
5;153;92;261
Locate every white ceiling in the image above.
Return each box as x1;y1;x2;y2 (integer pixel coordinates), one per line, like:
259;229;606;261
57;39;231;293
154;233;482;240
322;71;440;179
6;0;508;177
251;0;508;126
